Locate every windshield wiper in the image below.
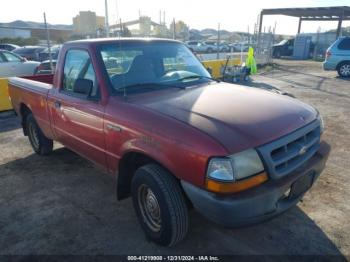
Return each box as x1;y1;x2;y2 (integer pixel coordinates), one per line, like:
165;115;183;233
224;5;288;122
176;75;220;83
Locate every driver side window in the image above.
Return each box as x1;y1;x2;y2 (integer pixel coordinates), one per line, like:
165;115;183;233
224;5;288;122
63;49;100;99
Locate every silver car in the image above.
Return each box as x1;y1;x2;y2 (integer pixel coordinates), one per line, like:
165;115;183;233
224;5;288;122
323;37;350;77
0;50;40;77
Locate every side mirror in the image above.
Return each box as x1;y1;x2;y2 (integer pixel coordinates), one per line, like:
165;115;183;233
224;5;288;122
73;78;93;96
20;57;27;62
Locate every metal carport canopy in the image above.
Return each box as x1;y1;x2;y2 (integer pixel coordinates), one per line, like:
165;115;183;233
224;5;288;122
259;6;350;38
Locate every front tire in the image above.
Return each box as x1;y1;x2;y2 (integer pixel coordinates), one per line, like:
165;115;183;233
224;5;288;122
26;113;53;155
131;164;189;246
337;62;350;78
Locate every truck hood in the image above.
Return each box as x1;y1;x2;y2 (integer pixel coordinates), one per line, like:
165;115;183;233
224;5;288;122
129;83;317;154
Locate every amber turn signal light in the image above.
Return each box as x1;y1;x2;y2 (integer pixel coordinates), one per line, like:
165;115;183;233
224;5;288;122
206;172;268;194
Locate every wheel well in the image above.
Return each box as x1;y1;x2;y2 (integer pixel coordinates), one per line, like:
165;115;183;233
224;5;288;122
336;60;350;70
116;152;193;208
20;104;31;136
117;152;158;200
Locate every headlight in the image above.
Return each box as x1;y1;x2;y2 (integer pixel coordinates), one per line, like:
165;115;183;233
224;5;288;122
229;149;264;180
207;149;264;182
207;158;234;181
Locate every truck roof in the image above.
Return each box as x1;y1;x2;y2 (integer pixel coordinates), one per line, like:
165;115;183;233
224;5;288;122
65;37;182;47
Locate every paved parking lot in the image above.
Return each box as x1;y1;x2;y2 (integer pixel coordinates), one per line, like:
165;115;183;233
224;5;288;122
0;60;349;257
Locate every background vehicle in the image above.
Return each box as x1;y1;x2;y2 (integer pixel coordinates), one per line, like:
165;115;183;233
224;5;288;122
323;37;350;77
0;50;40;77
185;41;201;52
186;41;229;53
8;38;329;247
0;43;20;52
272;39;294;58
34;60;57;75
38;45;61;62
217;42;230;52
230;42;249;52
272;38;315;58
202;41;219;53
13;46;46;61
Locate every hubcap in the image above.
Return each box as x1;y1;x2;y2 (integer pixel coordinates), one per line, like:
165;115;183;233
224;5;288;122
138;185;161;232
28;122;40;150
340;64;350;77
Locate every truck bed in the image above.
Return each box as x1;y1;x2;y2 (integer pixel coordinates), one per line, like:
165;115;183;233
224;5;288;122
8;74;55;140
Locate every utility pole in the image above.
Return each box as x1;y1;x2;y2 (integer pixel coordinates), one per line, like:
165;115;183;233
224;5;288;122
43;12;53;73
217;23;220;60
105;0;110;37
247;25;249;44
172;18;176;40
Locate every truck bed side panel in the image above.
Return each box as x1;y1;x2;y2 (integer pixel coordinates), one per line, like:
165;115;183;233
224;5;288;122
22;74;54;85
9;77;55;140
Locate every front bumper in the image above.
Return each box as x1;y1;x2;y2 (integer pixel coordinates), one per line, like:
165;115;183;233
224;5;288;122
182;141;330;227
323;61;337;71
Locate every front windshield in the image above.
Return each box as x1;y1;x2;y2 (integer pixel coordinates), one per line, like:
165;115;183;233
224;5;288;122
99;41;211;94
278;39;288;45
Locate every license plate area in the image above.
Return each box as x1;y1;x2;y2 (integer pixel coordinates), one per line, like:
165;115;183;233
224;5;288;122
289;171;315;200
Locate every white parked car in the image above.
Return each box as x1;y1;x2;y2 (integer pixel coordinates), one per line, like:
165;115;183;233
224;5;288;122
0;50;40;77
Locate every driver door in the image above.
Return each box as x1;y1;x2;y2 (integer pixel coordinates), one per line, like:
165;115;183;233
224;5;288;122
50;49;107;168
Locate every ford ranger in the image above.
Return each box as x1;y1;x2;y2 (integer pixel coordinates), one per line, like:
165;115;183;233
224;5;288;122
8;38;330;246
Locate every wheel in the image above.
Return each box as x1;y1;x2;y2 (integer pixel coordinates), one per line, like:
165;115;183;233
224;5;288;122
131;164;189;246
337;62;350;78
207;48;213;53
26;113;53;155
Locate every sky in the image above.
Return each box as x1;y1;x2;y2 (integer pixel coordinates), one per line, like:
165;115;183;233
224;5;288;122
0;0;349;35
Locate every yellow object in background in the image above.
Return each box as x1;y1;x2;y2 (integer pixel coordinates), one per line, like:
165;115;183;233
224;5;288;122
0;78;13;111
245;47;257;74
202;59;241;79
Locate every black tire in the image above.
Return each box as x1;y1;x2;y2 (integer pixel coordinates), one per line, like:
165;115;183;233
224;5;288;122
337;62;350;78
207;48;213;53
131;164;189;246
26;113;53;155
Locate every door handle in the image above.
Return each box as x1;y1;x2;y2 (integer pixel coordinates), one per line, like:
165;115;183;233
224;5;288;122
106;123;122;132
54;101;61;109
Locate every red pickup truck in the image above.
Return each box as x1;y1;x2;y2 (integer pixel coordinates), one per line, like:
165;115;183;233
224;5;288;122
9;38;330;246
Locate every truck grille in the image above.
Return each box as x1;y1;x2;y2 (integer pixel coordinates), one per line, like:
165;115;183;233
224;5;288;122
257;120;321;179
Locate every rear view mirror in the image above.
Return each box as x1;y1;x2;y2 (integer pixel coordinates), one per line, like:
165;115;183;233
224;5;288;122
73;78;93;96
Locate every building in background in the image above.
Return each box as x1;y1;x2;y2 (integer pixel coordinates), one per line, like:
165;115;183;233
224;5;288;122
110;16;168;37
73;11;105;36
